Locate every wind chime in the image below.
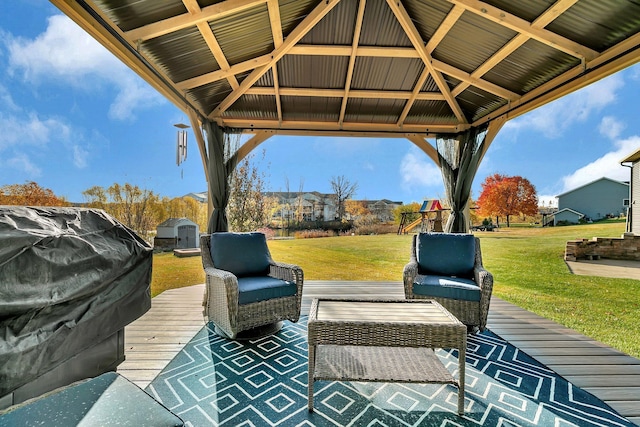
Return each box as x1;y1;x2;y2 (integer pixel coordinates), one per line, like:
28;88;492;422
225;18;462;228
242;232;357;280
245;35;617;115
174;123;190;178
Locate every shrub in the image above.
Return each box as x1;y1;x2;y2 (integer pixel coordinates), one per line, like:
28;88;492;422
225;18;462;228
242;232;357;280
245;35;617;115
293;229;336;239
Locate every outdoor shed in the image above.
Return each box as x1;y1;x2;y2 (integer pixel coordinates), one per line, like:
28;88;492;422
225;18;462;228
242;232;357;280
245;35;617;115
154;218;200;250
556;177;630;223
621;148;640;235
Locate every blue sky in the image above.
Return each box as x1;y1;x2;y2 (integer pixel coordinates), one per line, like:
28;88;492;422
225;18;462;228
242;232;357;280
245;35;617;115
1;2;639;207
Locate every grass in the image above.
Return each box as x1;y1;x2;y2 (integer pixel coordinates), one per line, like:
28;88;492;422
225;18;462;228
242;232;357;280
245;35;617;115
151;221;640;358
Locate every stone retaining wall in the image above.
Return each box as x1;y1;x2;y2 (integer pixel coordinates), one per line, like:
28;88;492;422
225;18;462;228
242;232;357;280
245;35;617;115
564;233;640;261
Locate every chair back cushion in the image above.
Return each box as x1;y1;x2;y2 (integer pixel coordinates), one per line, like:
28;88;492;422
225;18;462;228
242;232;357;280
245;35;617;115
209;232;270;277
416;233;475;278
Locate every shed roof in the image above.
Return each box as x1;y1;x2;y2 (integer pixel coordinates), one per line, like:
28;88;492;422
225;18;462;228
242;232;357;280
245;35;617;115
157;217;197;227
51;0;640;138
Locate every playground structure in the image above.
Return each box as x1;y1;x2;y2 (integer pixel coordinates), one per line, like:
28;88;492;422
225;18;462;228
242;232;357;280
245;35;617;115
398;200;445;235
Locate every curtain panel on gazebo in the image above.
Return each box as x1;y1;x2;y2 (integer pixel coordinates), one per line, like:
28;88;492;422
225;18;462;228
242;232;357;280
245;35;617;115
437;126;488;233
203;120;238;233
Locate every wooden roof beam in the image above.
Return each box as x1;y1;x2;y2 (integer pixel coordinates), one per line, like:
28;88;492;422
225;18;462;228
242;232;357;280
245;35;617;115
339;0;367;126
448;0;597;61
452;0;577;97
211;0;343;117
176;54;271;90
245;87;445;100
125;0;265;42
386;0;467;124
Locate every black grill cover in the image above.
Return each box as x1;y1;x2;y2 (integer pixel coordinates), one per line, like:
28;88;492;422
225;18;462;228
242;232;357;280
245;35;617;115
0;207;152;395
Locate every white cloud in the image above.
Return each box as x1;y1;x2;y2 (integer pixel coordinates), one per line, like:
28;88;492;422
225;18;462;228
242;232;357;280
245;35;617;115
598;116;625;140
0;112;69;150
6;153;42;177
560;136;640;192
400;148;442;192
6;14;164;120
504;73;624;138
73;145;89;169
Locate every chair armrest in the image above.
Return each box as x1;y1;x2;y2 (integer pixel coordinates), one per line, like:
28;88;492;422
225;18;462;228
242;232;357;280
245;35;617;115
269;261;304;289
473;265;494;331
203;266;240;307
403;260;419;298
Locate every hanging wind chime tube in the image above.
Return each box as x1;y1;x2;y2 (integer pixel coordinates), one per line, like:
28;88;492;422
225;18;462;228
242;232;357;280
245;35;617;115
174;123;190;166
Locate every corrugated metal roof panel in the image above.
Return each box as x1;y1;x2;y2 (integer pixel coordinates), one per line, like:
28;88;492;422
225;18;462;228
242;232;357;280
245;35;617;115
344;98;404;124
300;0;357;45
187;79;232;116
351;57;423;91
278;55;348;89
94;0;185;32
484;38;579;95
483;0;554;22
404;100;457;125
279;0;319;37
211;4;274;66
224;95;278;120
359;0;413;47
281;96;341;122
433;11;517;75
456;87;508;122
421;75;440;92
547;0;640;52
255;69;274;88
141;26;218;83
404;0;453;42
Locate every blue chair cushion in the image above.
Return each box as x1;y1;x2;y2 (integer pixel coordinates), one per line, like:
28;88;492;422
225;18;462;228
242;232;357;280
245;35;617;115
237;276;297;305
416;233;476;278
413;275;481;302
210;232;270;277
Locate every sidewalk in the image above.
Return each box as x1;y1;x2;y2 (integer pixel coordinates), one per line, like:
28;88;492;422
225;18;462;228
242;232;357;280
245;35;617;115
566;258;640;280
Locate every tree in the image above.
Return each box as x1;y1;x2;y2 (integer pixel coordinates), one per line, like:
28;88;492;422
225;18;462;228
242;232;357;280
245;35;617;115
393;202;421;224
0;181;69;206
330;175;358;220
83;183;161;239
227;151;275;232
477;174;538;227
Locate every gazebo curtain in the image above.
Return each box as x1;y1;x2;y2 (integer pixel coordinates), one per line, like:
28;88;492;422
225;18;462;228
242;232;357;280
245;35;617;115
436;126;488;233
202;120;238;233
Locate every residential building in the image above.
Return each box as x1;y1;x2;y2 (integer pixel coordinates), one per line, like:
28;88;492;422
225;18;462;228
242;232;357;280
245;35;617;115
621;147;640;234
555;177;629;225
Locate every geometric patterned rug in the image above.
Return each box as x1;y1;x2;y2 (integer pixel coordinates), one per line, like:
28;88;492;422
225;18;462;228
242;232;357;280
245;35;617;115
146;317;636;427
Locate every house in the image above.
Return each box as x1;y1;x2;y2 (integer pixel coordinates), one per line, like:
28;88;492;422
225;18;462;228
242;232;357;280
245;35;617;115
621;148;640;234
265;192;337;222
553;208;585;226
154;218;200;250
555;177;630;224
365;199;403;222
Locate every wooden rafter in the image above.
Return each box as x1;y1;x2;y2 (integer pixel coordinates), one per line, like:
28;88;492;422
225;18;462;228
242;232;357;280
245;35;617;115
212;0;343;118
195;21;239;90
339;0;367;126
244;87;445;100
386;0;467;124
125;0;264;42
448;0;597;61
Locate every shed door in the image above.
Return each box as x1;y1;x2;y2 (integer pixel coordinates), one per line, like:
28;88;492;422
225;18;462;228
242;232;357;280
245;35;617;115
177;225;196;248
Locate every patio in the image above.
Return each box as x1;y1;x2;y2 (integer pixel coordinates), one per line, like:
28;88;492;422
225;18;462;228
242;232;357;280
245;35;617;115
118;281;640;425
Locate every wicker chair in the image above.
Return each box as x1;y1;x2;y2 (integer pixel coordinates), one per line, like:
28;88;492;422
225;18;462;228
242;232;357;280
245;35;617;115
403;233;493;332
201;232;304;339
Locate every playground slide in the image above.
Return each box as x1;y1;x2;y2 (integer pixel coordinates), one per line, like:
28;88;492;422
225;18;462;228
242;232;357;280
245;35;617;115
401;217;423;233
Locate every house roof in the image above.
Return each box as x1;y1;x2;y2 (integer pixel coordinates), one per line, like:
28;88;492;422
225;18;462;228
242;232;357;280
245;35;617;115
555;177;629;198
158;217;197;227
51;0;640;139
621;147;640;164
553;208;584;218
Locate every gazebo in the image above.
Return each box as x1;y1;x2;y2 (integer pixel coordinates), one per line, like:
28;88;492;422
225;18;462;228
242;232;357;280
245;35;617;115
51;0;640;233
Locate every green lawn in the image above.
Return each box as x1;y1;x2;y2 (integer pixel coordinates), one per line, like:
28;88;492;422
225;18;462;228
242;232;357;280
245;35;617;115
151;221;639;358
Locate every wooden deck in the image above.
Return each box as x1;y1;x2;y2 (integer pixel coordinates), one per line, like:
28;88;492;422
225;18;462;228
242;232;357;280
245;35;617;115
117;282;640;425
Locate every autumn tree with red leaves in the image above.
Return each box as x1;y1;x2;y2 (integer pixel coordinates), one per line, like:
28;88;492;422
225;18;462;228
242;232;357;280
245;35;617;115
477;174;538;227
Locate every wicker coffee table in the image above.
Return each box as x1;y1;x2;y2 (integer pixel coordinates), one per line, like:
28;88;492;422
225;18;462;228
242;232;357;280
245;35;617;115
307;299;467;415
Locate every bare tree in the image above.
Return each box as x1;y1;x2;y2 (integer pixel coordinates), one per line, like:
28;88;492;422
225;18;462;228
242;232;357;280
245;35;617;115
227;150;273;232
330;175;358;220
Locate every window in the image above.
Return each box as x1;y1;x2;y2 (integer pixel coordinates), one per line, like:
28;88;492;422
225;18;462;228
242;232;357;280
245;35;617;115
624;198;630;207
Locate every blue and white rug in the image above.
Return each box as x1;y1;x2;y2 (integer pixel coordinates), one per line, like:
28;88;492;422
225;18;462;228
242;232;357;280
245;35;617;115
146;318;635;426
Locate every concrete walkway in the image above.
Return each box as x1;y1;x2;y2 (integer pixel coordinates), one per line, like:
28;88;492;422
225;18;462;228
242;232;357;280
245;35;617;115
566;259;640;280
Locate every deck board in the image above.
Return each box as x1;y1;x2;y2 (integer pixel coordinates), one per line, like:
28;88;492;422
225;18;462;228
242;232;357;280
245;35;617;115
117;281;640;424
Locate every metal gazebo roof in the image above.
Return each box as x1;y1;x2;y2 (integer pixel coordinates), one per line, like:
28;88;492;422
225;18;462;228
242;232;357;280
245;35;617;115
51;0;640;140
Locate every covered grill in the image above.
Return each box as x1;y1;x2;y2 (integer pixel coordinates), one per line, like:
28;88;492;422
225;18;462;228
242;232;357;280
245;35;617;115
0;206;152;408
